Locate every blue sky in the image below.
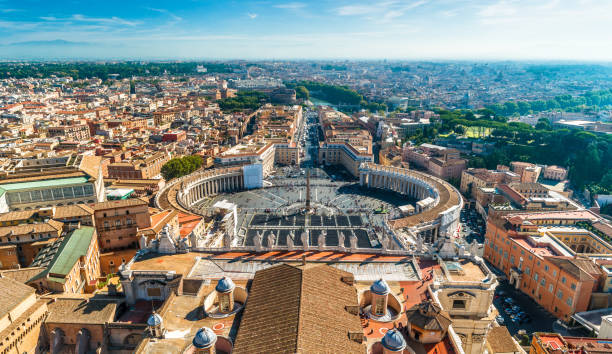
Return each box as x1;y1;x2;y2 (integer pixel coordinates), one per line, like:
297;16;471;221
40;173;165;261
0;0;611;60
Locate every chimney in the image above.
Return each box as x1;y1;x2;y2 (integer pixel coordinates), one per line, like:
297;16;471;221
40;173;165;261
341;275;354;286
301;255;306;266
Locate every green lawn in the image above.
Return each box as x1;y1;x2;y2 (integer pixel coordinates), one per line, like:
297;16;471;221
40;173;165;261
463;126;493;138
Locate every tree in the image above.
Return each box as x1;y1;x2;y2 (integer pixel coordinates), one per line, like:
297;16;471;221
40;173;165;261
295;86;309;100
503;101;519;116
161;155;204;181
517;101;531;115
601;170;612;191
535;118;552;130
161;159;187;180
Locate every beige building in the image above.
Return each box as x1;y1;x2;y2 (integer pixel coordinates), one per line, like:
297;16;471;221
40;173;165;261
460;168;520;198
542;165;568;181
510;161;542;183
431;257;498;354
44;297;118;353
0;277;48;354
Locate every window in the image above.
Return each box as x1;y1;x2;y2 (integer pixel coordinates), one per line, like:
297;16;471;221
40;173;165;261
567;297;573;306
549;284;553;293
561;277;566;284
525;267;530;275
557;290;563;299
534;273;539;281
553;270;557;277
541;278;546;286
452;300;466;309
544;265;549;271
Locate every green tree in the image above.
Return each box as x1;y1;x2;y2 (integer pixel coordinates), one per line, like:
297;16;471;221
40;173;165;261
161;155;204;180
295;85;309;100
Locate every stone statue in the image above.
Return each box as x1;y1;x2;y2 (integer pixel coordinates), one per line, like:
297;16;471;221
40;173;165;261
338;232;345;250
178;237;189;253
301;231;308;250
139;234;148;250
267;232;276;249
254;231;262;251
318;232;326;250
158;225;177;254
350;234;358;250
287;231;294;251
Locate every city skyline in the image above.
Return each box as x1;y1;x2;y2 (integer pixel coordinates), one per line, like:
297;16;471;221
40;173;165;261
1;0;611;61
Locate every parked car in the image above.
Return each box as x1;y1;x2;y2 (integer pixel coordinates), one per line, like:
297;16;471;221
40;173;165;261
496;315;505;325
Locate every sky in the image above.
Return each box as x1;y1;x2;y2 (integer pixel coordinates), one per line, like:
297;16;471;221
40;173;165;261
0;0;611;61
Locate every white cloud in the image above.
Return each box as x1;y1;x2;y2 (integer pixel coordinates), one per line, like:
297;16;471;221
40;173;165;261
40;14;140;26
274;2;307;10
247;13;258;19
146;7;183;22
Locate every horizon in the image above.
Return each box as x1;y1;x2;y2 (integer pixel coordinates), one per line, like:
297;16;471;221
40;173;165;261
1;0;612;61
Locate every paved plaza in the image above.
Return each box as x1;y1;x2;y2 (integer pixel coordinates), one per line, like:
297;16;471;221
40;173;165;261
192;169;417;249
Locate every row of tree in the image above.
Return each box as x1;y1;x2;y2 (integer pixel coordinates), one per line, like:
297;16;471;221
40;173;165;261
485;89;612;116
286;80;387;112
429;108;612;192
286;81;363;106
218;91;269;112
161;155;204;181
0;62;236;80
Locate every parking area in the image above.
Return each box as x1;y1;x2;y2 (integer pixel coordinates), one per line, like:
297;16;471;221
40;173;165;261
493;280;558;335
459;208;485;244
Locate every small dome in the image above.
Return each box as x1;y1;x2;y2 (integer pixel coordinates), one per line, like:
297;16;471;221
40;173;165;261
147;313;163;327
382;329;407;351
370;278;390;295
193;327;217;349
215;277;236;293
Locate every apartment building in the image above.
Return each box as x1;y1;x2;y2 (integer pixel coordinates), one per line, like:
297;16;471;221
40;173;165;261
460;168;520;198
403;143;467;180
484;211;608;320
93;198;151;252
29;226;101;294
107;151;171;180
47;124;91;141
542;165;568;181
510;161;542;183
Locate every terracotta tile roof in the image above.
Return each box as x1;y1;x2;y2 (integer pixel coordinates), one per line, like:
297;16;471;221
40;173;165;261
486;326;519;353
45;298;117;324
0;277;35;319
232;264;364;354
0;219;63;237
544;257;600;281
405;300;451;332
0;266;45;284
91;196;148;211
53;204;94;218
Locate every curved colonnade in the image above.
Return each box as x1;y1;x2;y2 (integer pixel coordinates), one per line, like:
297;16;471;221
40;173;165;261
156;163;462;244
358;163;462;243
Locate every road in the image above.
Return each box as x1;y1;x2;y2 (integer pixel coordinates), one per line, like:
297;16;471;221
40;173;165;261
299;107;320;169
